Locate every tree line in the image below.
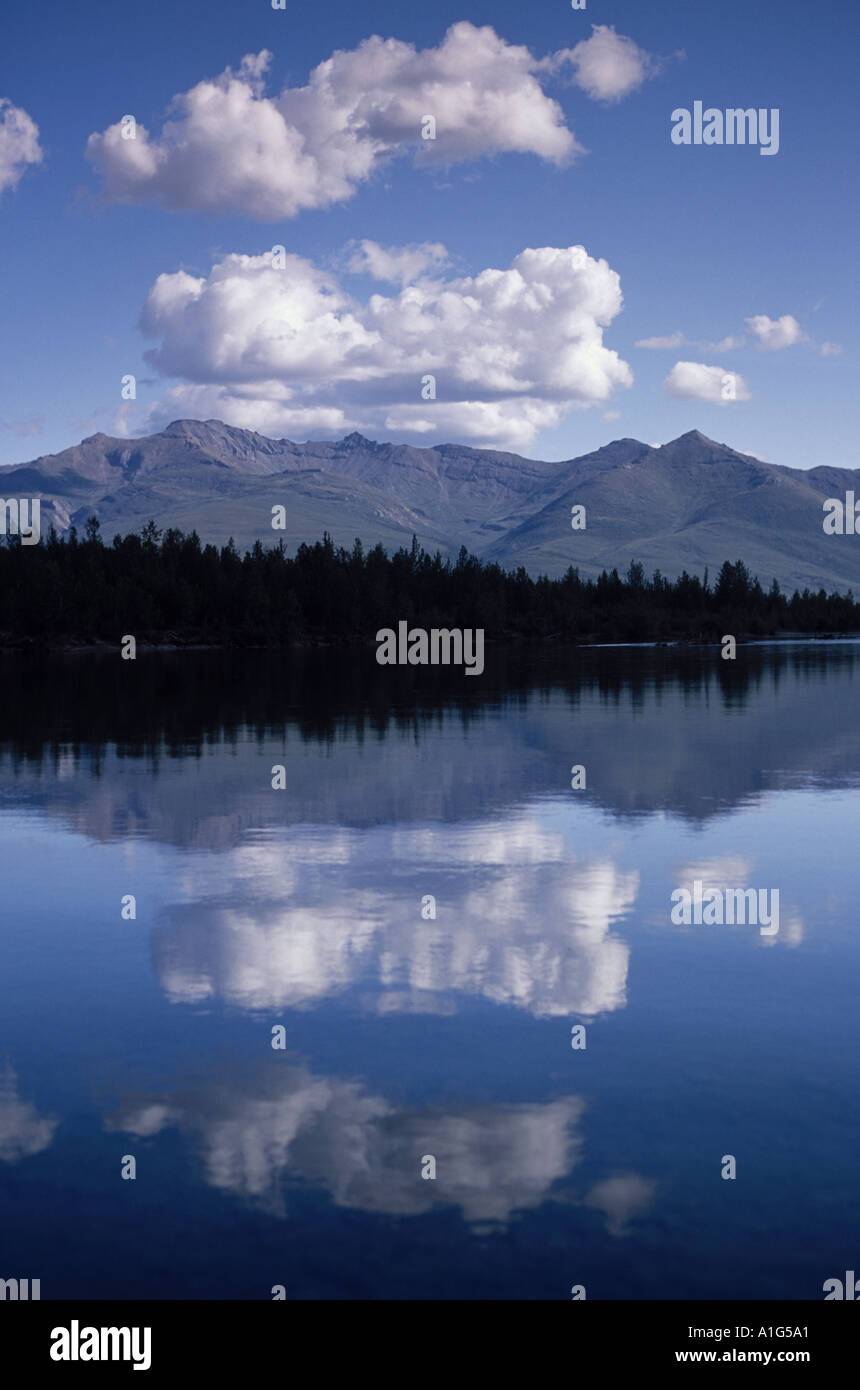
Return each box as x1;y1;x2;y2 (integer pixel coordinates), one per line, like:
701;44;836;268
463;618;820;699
1;519;857;646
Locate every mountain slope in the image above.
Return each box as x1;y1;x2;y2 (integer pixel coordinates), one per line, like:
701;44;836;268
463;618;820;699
2;422;858;593
484;431;859;592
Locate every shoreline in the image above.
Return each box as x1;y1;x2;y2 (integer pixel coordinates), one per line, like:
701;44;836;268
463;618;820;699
2;631;859;655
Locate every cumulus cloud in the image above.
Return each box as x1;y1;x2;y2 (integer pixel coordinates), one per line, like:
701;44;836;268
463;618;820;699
87;24;585;219
745;314;806;351
139;243;632;449
0;99;42;198
744;315;839;357
663;361;751;405
346;239;449;285
553;25;664;103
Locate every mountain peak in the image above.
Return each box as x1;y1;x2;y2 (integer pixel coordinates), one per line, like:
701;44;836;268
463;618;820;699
340;431;377;448
671;429;720;447
163;418;225;437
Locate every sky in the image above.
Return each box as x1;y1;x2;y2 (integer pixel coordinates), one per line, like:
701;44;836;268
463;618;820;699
0;0;857;469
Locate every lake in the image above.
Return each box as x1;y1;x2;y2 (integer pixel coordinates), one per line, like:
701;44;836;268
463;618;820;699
1;642;858;1299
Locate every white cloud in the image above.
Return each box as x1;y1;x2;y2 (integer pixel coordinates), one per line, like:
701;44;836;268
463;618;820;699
637;331;746;352
0;99;42;198
87;24;583;219
140;243;633;449
110;403;136;437
745;314;805;351
554;25;662;103
635;331;686;350
703;334;746;352
664;361;751;405
346;239;449;285
643;321;825;356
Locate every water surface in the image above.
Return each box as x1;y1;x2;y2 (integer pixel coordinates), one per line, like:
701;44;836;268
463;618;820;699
1;643;858;1299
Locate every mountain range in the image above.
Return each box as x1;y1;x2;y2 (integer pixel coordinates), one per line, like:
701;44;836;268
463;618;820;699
2;420;858;593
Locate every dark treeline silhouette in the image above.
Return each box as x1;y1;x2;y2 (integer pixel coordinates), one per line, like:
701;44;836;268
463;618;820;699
1;519;858;646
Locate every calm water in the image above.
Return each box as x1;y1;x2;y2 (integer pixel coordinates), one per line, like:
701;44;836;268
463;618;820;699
1;643;859;1300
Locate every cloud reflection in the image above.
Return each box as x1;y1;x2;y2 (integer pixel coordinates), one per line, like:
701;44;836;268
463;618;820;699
0;1063;58;1163
106;1061;654;1231
152;818;637;1018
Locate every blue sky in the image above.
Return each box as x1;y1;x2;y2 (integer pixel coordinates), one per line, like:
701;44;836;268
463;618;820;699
0;0;857;468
